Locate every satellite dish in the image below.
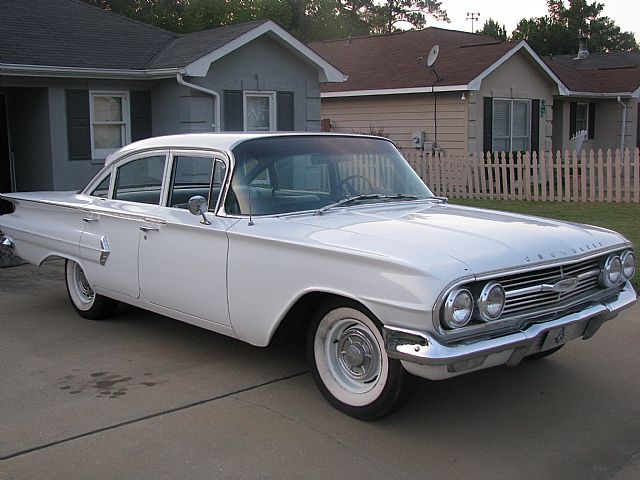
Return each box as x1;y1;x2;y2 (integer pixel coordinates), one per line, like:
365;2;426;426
427;45;440;67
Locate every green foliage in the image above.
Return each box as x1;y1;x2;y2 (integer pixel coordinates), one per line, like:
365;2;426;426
511;0;639;55
479;18;507;41
80;0;448;41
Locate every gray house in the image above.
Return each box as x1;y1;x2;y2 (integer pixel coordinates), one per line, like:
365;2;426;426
0;0;345;206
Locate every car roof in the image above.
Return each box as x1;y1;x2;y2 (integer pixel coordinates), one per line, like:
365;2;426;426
105;132;386;166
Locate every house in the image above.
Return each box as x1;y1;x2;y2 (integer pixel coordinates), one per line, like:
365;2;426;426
544;42;640;155
310;28;639;157
310;28;565;156
0;0;345;205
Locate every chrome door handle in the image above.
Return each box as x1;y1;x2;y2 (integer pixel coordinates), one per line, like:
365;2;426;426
83;217;98;223
140;225;160;232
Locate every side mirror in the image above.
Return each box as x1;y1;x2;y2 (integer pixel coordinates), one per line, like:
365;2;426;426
188;195;211;225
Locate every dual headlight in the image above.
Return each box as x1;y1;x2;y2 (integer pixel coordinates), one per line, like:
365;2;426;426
601;250;636;287
443;282;506;329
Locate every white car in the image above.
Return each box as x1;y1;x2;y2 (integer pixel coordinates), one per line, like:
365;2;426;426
0;133;636;419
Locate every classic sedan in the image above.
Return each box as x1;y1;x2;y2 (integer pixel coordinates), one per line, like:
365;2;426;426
0;133;636;419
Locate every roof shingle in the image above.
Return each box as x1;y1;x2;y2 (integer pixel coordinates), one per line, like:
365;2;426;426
309;28;520;93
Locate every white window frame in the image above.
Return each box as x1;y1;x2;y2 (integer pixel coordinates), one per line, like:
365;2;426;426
243;91;276;132
575;102;589;134
89;90;131;160
492;98;531;152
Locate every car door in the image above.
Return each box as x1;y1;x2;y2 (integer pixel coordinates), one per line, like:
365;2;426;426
137;151;236;327
79;152;168;299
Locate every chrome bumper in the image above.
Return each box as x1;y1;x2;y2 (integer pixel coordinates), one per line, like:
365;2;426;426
384;283;637;377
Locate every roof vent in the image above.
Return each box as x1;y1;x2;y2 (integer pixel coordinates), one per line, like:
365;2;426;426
576;36;589;60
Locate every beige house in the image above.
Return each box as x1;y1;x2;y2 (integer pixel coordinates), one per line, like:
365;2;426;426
545;46;640;154
310;28;564;155
310;29;639;155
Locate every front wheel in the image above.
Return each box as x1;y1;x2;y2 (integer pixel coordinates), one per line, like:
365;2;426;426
65;260;118;320
307;301;411;420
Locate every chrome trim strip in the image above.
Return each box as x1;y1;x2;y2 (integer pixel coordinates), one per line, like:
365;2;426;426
386;283;637;367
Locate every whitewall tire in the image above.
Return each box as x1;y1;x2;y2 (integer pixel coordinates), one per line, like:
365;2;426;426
308;300;411;420
65;260;118;320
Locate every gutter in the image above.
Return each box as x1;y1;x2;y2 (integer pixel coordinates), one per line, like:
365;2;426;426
616;96;628;153
0;63;180;79
176;73;221;132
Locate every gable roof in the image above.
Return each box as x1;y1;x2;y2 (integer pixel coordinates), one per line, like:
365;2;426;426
309;28;565;96
0;0;344;82
544;52;640;97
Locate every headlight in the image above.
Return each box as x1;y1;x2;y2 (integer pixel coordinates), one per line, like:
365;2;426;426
477;282;506;321
443;289;473;329
621;251;636;280
601;255;623;287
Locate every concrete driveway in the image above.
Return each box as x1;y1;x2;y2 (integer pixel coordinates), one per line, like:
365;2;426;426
1;260;639;480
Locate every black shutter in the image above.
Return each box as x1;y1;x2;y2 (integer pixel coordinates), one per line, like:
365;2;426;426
277;92;294;131
588;102;595;139
224;90;243;131
530;99;540;154
130;91;152;142
66;90;90;160
483;97;493;154
569;101;577;138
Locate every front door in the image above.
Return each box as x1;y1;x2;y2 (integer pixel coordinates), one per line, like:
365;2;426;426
138;152;234;327
0;94;13;214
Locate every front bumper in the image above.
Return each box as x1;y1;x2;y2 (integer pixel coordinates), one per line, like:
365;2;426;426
383;282;637;380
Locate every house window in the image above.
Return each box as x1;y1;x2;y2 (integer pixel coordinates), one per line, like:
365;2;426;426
575;103;589;133
492;99;531;153
243;92;276;132
90;91;131;159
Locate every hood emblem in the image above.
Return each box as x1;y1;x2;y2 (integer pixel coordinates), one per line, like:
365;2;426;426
543;277;579;294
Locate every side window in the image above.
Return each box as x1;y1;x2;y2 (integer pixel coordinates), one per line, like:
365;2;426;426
210;161;227;210
90;174;111;198
168;155;214;209
113;155;166;205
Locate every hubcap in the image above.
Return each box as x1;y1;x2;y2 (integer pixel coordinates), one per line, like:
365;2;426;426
325;319;382;393
73;264;94;303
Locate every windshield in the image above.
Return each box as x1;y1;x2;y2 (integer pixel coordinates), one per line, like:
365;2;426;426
225;136;432;215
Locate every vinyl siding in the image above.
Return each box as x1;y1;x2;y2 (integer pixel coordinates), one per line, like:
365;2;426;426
320;92;468;154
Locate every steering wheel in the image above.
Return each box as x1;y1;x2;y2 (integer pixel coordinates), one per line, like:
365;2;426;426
340;175;374;196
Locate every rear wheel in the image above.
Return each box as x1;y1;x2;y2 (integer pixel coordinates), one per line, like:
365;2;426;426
65;260;118;320
307;300;411;420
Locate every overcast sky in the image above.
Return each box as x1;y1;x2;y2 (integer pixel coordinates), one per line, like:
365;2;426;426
426;0;639;39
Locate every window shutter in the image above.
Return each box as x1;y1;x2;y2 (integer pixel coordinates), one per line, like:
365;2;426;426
588;102;595;139
569;102;577;138
277;92;294;131
66;89;90;160
483;97;493;154
224;90;243;131
130;91;152;142
531;99;540;154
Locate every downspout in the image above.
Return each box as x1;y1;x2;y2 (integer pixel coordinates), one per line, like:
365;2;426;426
176;72;221;132
616;96;628;153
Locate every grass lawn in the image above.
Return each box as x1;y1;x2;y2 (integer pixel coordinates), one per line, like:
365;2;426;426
450;199;639;291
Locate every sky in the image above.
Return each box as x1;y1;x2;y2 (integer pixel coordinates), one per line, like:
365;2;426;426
426;0;640;39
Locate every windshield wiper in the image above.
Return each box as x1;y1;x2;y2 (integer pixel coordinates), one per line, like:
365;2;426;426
315;193;418;215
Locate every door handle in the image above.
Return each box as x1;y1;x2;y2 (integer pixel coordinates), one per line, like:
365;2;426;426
140;225;160;232
83;217;98;223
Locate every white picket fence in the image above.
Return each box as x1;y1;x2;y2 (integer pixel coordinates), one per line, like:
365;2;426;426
404;149;640;203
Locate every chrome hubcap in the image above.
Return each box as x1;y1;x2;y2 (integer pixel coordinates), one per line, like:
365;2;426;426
326;319;382;392
74;264;94;302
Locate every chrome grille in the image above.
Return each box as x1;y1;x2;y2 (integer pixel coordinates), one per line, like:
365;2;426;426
500;258;601;317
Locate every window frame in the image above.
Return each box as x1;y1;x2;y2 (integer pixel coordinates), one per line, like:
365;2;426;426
111;152;169;206
491;98;531;153
575;102;589;134
243;91;277;132
89;90;132;160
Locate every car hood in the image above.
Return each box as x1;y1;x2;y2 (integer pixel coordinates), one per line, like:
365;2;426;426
286;201;629;274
